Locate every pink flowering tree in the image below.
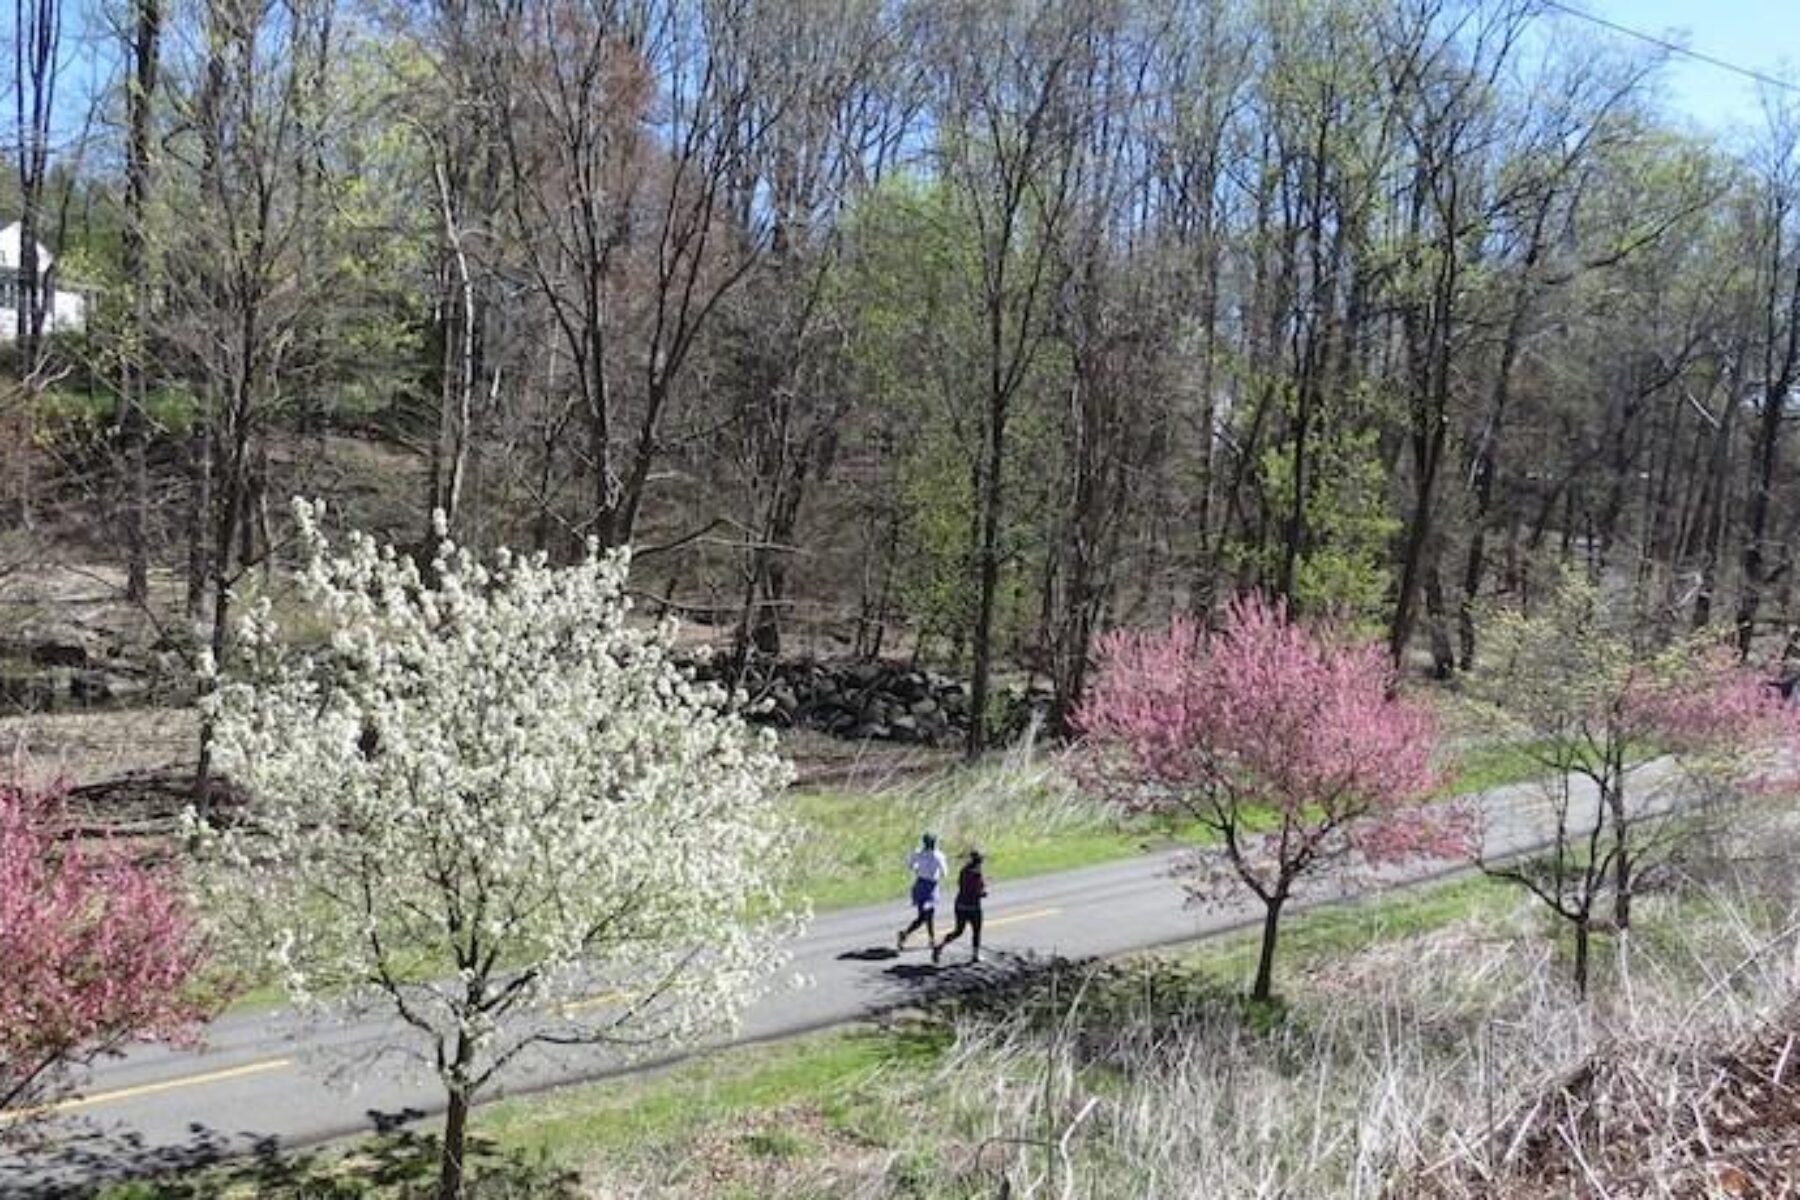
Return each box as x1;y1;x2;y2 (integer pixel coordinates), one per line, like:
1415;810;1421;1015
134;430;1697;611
0;782;209;1127
1074;595;1458;1002
1474;572;1800;972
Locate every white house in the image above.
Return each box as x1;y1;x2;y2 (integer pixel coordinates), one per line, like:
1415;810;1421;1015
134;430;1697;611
0;221;88;341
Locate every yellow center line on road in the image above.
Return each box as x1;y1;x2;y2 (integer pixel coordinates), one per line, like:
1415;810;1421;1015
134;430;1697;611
5;908;1070;1124
983;906;1061;929
1;1057;294;1123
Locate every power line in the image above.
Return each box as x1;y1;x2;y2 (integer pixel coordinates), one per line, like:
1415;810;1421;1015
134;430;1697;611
1538;0;1800;96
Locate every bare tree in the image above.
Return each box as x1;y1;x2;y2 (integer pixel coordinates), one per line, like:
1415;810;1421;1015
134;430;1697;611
928;0;1085;758
716;0;912;665
1382;0;1532;672
399;0;517;543
497;0;782;556
1453;48;1667;666
160;0;351;803
1040;6;1174;732
10;0;60;379
1733;99;1800;658
116;0;162;604
2;0;62;535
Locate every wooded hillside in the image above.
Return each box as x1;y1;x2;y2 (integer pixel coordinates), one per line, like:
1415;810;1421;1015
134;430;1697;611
6;0;1800;753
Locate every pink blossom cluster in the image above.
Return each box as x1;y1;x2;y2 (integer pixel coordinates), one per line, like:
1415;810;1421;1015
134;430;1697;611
1619;649;1800;796
1624;649;1800;752
1075;595;1464;870
0;783;209;1115
1068;612;1213;806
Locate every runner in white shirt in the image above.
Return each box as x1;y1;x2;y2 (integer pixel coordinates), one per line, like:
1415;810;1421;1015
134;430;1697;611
897;832;948;950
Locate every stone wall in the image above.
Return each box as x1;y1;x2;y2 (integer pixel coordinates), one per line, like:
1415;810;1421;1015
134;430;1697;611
0;622;1055;751
0;627;166;712
699;657;1056;747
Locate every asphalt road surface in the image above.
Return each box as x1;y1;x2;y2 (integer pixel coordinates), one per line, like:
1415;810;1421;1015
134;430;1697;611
0;765;1670;1196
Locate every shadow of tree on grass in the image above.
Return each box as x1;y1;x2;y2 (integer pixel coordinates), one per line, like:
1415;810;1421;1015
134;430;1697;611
5;1119;580;1199
877;950;1292;1069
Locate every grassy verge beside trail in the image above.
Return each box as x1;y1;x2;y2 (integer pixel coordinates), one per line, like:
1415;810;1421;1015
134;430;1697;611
105;736;1688;1195
785;750;1183;913
1176;871;1517;983
1436;737;1555;797
477;1027;945;1185
788;736;1556;913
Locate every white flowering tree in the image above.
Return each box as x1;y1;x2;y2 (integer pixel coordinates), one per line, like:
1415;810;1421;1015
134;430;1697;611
199;502;799;1200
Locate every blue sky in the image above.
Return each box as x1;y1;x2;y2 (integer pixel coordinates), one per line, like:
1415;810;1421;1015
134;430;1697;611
1584;0;1799;132
26;1;1800;161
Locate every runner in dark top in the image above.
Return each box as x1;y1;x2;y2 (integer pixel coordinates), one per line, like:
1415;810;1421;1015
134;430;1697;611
933;850;986;964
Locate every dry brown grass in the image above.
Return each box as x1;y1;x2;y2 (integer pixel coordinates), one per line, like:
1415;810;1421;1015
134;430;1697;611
858;805;1800;1199
1411;973;1800;1198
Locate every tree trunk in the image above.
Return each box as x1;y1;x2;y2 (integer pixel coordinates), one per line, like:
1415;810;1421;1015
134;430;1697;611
1608;780;1633;932
753;495;801;658
1612;853;1632;932
1389;146;1459;666
967;378;1008;761
1389;417;1447;665
1736;237;1800;656
738;462;807;663
121;417;150;604
1458;258;1536;669
195;374;251;811
437;1077;472;1200
1047;362;1110;737
13;228;42;384
1689;351;1741;629
1192;217;1220;605
1280;373;1313;607
237;436;262;569
1572;916;1590;999
1423;552;1456;680
185;424;212;621
1251;892;1286;1003
427;155;477;538
193;489;236;816
117;0;160;606
1736;381;1786;658
1457;518;1488;670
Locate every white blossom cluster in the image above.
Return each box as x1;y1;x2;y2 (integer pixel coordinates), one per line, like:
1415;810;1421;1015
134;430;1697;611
197;500;802;1091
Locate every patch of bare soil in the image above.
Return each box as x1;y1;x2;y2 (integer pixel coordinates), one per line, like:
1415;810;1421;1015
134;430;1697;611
1411;997;1800;1198
3;705;196;787
0;528;956;830
0;557;185;648
3;708;949;791
267;432;428;543
2;706;206;837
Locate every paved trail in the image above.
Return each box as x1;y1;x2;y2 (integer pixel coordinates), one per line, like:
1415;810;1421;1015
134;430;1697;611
0;767;1659;1195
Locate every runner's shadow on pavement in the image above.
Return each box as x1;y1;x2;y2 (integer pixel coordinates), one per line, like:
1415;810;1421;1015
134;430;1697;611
868;951;1154;1017
836;946;900;961
368;1105;428;1134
